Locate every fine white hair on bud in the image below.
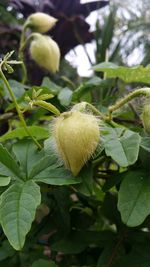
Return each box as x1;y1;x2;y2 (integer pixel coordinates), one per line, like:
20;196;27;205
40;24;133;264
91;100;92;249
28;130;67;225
53;111;100;176
141;104;150;134
29;33;60;73
27;12;58;33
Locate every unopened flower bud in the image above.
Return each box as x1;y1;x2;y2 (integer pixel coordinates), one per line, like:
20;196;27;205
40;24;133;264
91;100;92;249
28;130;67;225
53;111;100;176
142;104;150;134
29;33;60;73
27;12;57;33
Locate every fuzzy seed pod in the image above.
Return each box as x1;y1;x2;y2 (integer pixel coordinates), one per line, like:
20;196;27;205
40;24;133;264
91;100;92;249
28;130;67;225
53;111;100;176
27;12;57;33
29;33;60;73
142;104;150;134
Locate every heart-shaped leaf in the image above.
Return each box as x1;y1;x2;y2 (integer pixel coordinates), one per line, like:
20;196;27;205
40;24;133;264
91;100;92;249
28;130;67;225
118;171;150;226
0;180;41;250
103;127;141;167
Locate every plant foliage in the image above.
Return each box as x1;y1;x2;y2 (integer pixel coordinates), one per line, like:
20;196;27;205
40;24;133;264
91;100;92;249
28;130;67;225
0;3;150;267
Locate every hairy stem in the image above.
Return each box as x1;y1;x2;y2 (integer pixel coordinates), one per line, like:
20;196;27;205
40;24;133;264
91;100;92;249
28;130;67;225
0;69;42;149
85;102;107;120
108;87;150;120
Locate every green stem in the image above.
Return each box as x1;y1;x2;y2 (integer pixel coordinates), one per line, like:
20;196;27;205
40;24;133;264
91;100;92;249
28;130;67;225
19;32;35;52
86;102;108;120
108;87;150;120
19;32;40;84
18;23;29;84
19;53;27;84
73;102;107;120
0;69;42;149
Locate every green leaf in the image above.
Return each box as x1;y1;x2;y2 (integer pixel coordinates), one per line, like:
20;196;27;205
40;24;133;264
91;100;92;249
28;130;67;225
51;236;86;254
34;100;60;115
140;137;150;152
0;126;49;142
0;176;11;186
113;239;150;267
96;241;120;267
32;259;58;267
118;171;150;227
31;85;56;96
103;127;141;167
44;137;60;162
39;138;81;185
75;164;94;196
33;163;81;185
140;137;150;170
0;144;22;179
72;77;102;100
0;240;15;261
4;79;26;100
101;193;122;226
93;62;150;84
102;173;123;192
52;187;71;234
12;140;44;178
58;87;72;106
51;230;115;254
41;77;62;95
0;180;41;250
28;155;58;179
139;147;150;171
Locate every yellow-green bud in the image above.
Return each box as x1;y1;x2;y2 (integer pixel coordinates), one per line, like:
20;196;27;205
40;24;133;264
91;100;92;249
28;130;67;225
29;33;60;73
142;104;150;134
53;111;100;176
27;12;57;33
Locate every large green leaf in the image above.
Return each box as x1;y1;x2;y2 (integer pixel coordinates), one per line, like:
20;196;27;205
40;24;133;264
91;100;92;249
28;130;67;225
32;259;58;267
93;62;150;84
28;155;58;179
31;138;81;184
0;144;22;179
103;127;141;167
0;126;49;142
32;163;81;185
12;140;44;178
118;171;150;227
0;180;41;250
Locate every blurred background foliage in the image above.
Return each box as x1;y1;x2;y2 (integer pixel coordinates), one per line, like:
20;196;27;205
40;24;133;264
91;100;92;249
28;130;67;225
0;1;150;267
0;0;108;83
